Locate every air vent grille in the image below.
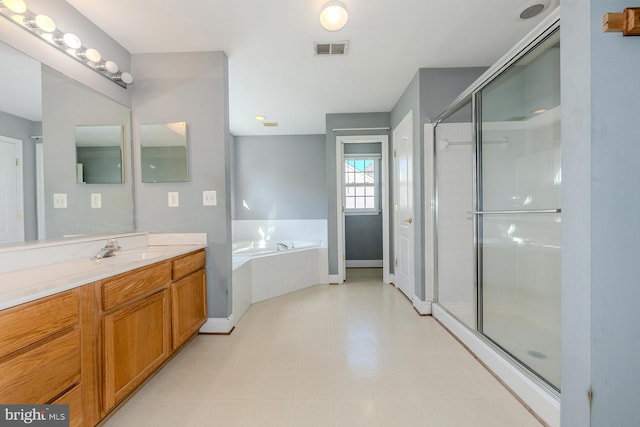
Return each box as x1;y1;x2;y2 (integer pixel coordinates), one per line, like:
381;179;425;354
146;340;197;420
262;121;279;127
314;41;349;56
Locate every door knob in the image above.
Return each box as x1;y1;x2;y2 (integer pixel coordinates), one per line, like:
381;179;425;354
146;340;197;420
403;217;413;224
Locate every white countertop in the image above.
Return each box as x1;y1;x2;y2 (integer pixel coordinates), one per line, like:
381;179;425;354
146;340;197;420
0;236;206;310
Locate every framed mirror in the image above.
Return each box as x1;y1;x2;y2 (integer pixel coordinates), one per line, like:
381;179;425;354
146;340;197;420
75;125;124;184
140;122;189;183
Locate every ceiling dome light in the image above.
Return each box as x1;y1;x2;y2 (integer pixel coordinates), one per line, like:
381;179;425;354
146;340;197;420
1;0;27;14
320;1;348;31
255;115;266;121
517;1;549;20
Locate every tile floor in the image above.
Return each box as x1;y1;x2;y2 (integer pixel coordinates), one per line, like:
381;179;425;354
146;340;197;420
103;268;542;427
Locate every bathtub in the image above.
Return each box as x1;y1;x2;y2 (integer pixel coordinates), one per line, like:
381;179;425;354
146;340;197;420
232;240;318;256
231;240;329;317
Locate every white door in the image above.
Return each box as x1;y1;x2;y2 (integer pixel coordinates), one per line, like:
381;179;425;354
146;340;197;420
0;136;24;244
393;112;414;298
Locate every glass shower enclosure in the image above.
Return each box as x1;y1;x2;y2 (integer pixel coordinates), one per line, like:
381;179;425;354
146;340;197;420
434;27;560;391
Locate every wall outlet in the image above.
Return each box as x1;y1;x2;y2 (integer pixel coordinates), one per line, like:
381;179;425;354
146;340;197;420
91;193;102;209
203;190;217;206
53;193;67;209
168;192;179;207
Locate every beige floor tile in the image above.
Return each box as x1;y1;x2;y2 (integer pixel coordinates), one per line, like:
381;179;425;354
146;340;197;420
103;268;544;427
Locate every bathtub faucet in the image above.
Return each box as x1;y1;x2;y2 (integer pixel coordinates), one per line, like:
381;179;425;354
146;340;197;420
92;238;121;260
276;242;288;251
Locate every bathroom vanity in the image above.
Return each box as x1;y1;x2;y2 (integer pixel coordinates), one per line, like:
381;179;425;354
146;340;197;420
0;234;207;426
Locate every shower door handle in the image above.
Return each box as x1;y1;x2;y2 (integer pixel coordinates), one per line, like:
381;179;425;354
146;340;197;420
467;209;561;215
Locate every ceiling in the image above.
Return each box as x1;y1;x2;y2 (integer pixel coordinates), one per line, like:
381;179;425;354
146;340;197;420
65;0;559;136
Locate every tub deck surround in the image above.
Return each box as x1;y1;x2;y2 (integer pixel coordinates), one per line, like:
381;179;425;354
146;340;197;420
0;233;207;310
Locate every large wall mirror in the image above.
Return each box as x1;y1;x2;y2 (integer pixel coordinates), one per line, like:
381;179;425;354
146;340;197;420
0;41;134;245
140;122;189;183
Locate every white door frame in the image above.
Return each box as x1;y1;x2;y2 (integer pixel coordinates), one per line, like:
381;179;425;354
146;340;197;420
0;135;24;243
36;141;46;240
335;135;390;284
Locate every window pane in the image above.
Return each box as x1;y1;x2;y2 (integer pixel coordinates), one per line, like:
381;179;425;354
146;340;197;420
346;186;355;196
356;187;365;196
365;186;374;196
355;198;365;209
346;198;355;209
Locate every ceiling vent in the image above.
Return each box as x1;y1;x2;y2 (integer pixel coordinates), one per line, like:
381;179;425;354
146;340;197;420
262;121;279;127
314;41;349;56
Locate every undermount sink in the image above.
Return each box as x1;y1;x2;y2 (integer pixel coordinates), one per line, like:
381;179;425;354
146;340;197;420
96;248;166;264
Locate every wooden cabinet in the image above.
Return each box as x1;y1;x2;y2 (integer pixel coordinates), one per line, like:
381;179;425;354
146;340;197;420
0;248;207;426
171;250;207;349
172;269;207;349
0;291;83;421
103;289;171;410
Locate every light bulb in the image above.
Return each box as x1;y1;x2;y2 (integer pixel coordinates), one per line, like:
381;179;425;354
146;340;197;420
34;14;56;32
96;60;119;74
114;72;134;85
77;48;101;63
63;33;81;49
1;0;26;13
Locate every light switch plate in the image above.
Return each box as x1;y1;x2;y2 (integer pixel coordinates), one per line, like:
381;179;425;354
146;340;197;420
53;193;67;209
168;192;179;207
203;190;217;206
91;193;102;209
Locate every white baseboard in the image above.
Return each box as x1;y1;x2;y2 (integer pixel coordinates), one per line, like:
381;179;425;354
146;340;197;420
432;304;560;427
199;315;236;334
329;274;341;284
412;296;432;315
346;260;383;268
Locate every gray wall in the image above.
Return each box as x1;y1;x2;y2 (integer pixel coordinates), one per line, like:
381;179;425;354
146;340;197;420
325;112;391;275
233;134;327;220
131;52;232;319
344;142;383;262
562;1;640;425
42;67;133;239
390;67;485;299
0;111;39;241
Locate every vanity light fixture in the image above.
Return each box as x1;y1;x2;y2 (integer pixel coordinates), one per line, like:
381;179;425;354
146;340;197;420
320;1;349;31
0;0;134;87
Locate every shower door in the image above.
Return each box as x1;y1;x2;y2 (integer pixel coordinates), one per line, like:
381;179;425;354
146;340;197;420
476;30;561;390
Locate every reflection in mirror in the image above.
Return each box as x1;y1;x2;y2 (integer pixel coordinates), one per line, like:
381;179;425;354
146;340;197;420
0;41;42;244
140;122;188;183
75;125;124;184
43;66;133;240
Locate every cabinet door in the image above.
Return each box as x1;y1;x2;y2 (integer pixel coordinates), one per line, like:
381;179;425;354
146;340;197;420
171;269;207;349
103;290;170;411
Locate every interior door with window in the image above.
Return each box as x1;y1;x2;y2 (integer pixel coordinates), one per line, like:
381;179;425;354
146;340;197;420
393;112;414;299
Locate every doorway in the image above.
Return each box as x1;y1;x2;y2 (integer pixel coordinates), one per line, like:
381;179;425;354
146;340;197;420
335;135;390;284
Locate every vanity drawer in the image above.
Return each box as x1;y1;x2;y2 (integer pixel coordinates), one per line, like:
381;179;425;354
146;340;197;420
102;261;171;311
0;328;81;404
172;250;206;281
0;290;78;358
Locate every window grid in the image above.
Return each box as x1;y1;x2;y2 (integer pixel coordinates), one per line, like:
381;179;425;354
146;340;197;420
345;158;377;211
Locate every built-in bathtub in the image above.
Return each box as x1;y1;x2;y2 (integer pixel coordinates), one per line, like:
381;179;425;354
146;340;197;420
231;238;329;323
